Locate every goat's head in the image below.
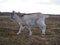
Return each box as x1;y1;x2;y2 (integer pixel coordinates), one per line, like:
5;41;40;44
10;11;17;22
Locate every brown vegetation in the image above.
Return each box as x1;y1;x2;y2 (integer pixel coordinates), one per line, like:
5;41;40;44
0;14;60;45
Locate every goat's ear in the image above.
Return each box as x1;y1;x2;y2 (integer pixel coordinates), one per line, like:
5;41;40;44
12;11;15;15
11;11;15;17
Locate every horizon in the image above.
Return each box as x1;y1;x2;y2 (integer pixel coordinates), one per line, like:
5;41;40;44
0;11;60;15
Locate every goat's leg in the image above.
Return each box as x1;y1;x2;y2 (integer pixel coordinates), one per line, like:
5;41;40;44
28;28;32;36
39;21;46;35
41;24;46;35
37;20;46;35
17;25;25;35
27;27;32;36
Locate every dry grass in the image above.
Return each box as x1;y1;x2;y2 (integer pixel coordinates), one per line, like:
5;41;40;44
0;15;60;45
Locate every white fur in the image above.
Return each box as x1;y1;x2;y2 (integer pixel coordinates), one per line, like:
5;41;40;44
11;12;49;36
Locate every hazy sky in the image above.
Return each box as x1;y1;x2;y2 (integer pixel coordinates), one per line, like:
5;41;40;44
0;0;60;14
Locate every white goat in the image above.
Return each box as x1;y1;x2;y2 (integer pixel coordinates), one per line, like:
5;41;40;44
11;11;49;36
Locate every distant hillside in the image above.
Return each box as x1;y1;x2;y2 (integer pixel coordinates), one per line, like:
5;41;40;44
0;12;25;16
0;12;60;16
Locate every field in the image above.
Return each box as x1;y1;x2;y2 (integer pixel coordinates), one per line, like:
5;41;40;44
0;15;60;45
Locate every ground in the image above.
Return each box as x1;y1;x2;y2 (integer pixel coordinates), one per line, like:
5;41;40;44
0;15;60;45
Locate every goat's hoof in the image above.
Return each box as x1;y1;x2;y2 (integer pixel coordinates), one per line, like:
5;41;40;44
29;34;32;36
29;33;32;36
41;34;45;37
17;33;20;35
